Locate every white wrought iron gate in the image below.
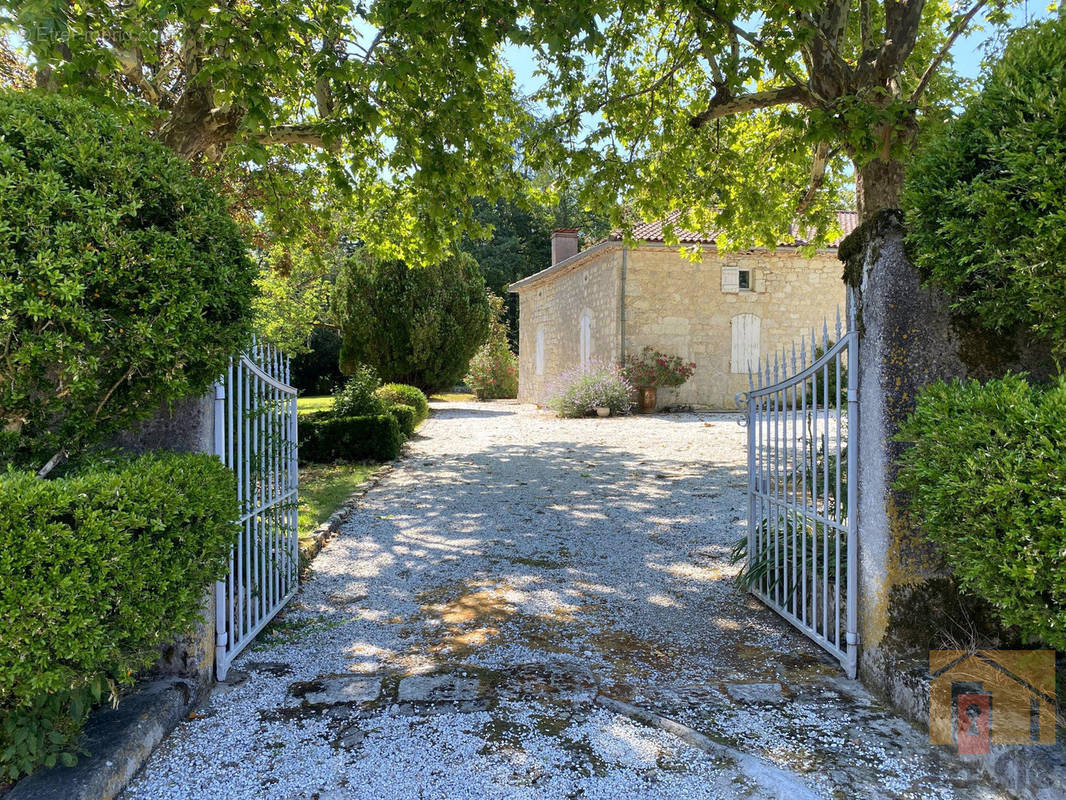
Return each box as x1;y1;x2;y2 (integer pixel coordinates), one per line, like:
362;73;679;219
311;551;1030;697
737;300;859;677
212;340;299;680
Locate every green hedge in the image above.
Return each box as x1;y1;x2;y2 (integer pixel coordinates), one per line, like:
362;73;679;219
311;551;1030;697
298;413;404;464
896;375;1066;650
902;18;1066;355
387;404;418;437
0;91;255;471
0;454;237;782
374;383;429;423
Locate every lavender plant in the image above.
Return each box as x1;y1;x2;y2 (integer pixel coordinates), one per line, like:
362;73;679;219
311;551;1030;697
547;361;633;418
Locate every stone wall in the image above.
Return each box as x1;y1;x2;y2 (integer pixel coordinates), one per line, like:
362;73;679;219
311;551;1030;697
844;211;1060;800
114;394;219;684
113;393;215;455
844;210;1052;702
516;247;622;404
623;245;846;409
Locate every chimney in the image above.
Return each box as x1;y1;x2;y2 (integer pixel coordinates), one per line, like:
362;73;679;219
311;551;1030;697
551;228;580;266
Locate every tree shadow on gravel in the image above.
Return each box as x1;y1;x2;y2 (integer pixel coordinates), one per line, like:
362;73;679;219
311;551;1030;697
425;406;515;418
302;429;836;691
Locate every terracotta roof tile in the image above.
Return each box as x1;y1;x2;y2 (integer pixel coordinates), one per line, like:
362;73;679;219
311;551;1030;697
610;210;859;248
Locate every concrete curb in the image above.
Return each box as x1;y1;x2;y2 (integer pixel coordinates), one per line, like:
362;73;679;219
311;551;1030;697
299;464;392;565
7;679;197;800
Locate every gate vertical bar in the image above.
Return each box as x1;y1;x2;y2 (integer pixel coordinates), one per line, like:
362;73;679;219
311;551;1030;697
213;380;228;669
750;392;758;584
290;373;299;592
845;293;860;678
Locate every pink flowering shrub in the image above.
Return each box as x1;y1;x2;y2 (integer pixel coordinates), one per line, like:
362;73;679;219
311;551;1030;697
465;294;518;399
466;344;518;399
547;361;633;418
622;346;696;388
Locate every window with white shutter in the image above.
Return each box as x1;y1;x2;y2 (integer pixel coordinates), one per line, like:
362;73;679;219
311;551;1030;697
721;265;740;293
731;313;761;373
579;313;592;370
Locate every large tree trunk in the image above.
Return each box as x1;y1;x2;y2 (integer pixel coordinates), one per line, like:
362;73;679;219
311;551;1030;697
855;156;905;221
159;83;244;162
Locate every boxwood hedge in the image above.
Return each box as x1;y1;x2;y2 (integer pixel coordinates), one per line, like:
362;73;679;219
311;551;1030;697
0;453;238;781
387;403;418;437
0;91;255;471
298;413;404;464
896;375;1066;650
374;383;429;423
902;17;1066;355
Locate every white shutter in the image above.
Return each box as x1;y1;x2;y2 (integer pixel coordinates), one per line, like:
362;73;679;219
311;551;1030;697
579;313;591;370
731;314;761;373
721;265;740;293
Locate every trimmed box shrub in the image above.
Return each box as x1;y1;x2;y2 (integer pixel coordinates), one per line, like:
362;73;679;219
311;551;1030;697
0;453;238;782
387;404;418;437
902;17;1066;356
896;375;1066;650
0;91;255;473
298;412;404;464
374;383;430;423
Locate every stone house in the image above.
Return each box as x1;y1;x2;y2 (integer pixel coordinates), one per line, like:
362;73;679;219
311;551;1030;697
508;212;858;409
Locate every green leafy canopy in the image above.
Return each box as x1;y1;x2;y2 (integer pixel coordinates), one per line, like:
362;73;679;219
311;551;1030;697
7;0;533;264
518;0;1020;241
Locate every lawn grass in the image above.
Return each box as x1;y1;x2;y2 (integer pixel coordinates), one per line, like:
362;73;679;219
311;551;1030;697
297;395;333;415
430;391;476;403
298;462;377;539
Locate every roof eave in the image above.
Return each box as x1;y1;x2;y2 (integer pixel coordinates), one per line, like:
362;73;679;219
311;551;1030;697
508;240;620;292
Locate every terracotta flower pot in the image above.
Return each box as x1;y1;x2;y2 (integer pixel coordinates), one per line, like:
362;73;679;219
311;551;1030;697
639;386;657;413
595;406;610;417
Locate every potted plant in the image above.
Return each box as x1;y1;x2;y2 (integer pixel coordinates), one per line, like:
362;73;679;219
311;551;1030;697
622;347;697;413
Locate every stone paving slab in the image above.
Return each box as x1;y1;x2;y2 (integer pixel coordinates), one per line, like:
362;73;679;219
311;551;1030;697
292;677;381;706
398;674;481;703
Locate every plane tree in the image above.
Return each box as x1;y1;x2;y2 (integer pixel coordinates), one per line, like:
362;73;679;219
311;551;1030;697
519;0;1016;247
9;0;530;259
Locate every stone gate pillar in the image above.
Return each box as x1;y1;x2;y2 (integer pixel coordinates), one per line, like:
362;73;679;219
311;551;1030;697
115;393;219;685
839;210;1050;718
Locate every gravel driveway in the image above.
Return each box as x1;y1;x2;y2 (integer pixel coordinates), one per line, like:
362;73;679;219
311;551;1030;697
123;401;1006;800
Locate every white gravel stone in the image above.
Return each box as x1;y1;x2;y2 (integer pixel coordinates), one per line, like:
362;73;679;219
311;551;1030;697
122;402;1008;800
